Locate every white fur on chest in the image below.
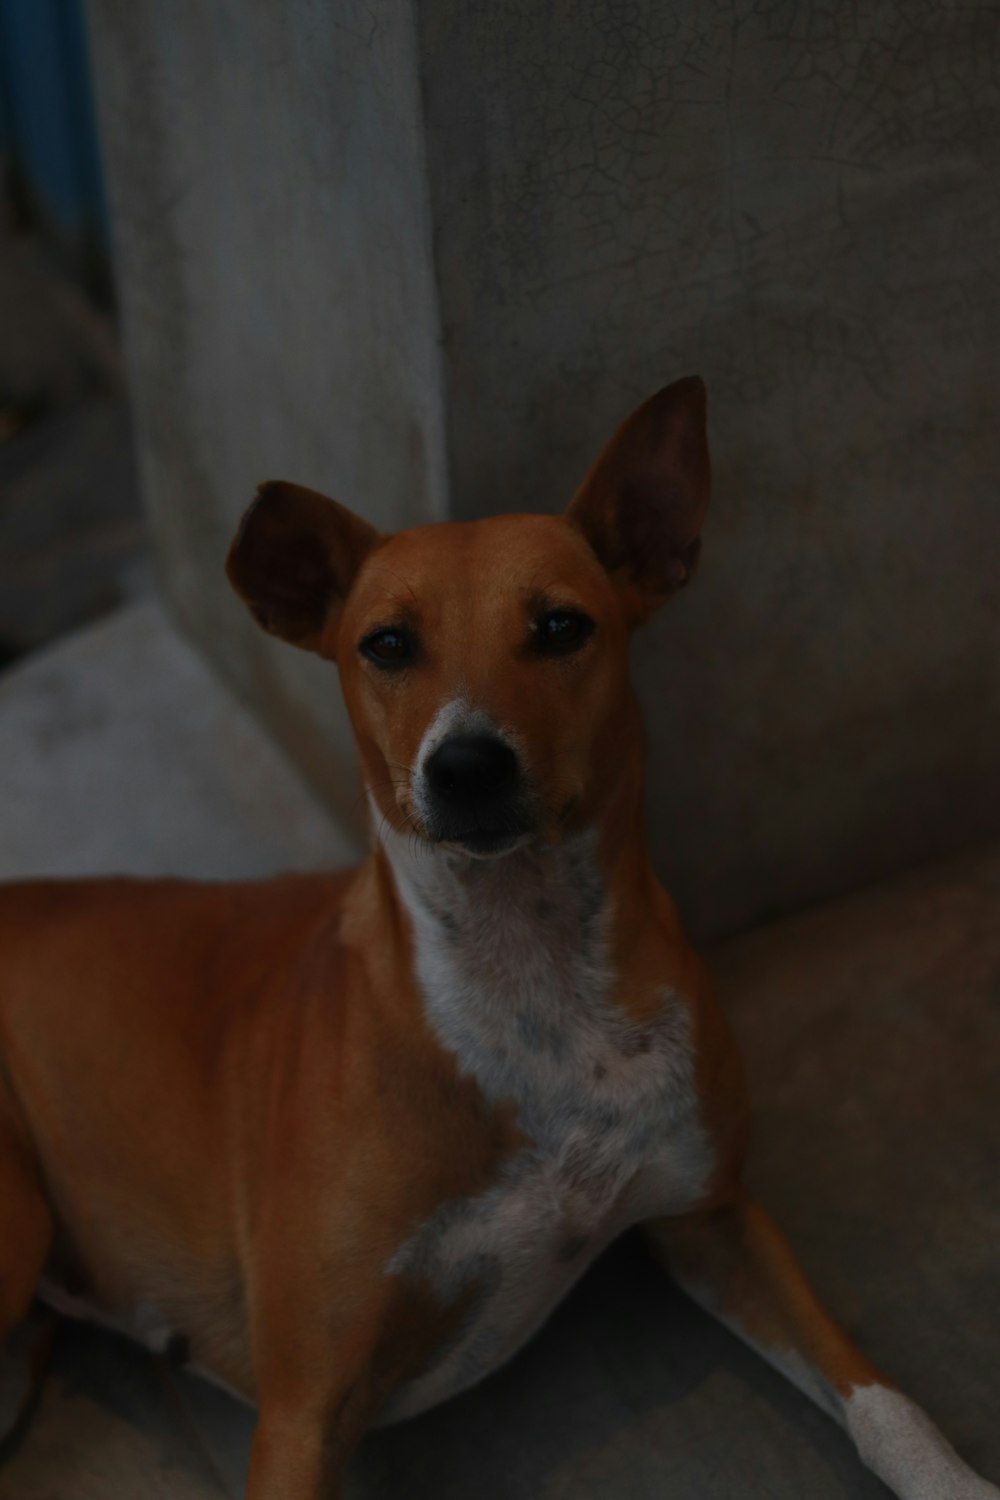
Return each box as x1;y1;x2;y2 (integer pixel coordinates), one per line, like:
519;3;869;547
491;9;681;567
378;826;713;1423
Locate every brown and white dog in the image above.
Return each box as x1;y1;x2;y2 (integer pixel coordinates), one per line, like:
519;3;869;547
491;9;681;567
0;378;995;1497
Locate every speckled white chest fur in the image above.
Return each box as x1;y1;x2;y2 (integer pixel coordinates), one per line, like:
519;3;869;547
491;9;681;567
378;821;714;1423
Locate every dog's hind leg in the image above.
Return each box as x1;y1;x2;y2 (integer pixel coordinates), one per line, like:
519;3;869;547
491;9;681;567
0;1112;53;1426
644;1191;999;1500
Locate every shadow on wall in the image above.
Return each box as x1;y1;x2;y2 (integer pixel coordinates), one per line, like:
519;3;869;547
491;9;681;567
0;0;148;669
422;0;1000;938
74;0;1000;938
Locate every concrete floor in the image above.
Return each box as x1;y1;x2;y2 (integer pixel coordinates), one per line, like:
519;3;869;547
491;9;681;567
0;602;997;1498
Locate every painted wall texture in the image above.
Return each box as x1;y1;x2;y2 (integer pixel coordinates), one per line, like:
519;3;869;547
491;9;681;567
86;0;447;833
419;0;1000;934
87;1;1000;936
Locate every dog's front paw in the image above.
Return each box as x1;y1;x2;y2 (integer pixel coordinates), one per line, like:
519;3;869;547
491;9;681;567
935;1478;1000;1500
847;1385;998;1500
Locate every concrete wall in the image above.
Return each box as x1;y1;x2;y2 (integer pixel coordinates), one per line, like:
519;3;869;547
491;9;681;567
419;0;1000;935
86;0;447;836
88;1;1000;936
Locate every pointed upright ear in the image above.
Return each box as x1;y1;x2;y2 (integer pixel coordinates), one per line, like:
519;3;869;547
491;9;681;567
226;481;380;657
566;376;710;625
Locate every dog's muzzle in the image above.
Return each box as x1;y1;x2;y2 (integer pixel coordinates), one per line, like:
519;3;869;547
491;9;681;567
421;734;533;855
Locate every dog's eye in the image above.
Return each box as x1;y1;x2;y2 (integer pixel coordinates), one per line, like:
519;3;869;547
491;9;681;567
360;626;416;668
533;610;595;655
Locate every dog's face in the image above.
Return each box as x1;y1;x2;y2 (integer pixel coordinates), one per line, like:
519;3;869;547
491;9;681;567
334;512;631;855
227;377;710;857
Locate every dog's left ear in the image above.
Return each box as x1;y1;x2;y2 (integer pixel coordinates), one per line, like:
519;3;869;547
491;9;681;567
566;376;710;625
226;481;380;657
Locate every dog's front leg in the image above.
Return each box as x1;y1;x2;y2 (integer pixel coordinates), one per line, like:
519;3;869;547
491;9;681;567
644;1190;998;1499
247;1410;344;1500
245;1266;385;1500
246;1351;379;1500
246;1393;365;1500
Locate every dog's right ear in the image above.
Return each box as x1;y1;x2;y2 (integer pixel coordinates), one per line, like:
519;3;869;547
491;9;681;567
226;481;380;657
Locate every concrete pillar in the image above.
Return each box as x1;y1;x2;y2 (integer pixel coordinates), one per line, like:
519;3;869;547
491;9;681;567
88;0;1000;935
87;0;447;836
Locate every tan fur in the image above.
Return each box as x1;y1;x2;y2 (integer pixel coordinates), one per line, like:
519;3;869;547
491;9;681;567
0;379;993;1498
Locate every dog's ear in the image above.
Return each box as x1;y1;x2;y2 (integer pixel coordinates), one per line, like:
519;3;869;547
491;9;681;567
566;376;710;625
226;481;380;657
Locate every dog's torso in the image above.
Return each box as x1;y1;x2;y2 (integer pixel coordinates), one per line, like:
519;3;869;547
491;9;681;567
5;380;994;1499
377;827;716;1419
0;836;727;1423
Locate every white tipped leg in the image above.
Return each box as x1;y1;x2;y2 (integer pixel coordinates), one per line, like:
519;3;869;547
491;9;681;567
644;1196;999;1500
847;1385;999;1500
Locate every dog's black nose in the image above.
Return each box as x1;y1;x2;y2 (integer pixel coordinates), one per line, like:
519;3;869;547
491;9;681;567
425;735;519;807
423;734;530;852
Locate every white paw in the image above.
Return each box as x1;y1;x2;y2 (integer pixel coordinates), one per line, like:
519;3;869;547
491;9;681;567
846;1385;998;1500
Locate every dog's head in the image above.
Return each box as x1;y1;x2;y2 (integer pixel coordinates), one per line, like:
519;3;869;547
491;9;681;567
227;377;710;858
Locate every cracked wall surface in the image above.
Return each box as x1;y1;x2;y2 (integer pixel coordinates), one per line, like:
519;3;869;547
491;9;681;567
419;0;1000;935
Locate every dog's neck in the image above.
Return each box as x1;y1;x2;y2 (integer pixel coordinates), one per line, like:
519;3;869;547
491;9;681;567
381;825;609;965
373;759;659;1094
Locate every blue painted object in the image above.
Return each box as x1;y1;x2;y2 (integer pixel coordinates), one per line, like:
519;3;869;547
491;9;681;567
0;0;108;248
